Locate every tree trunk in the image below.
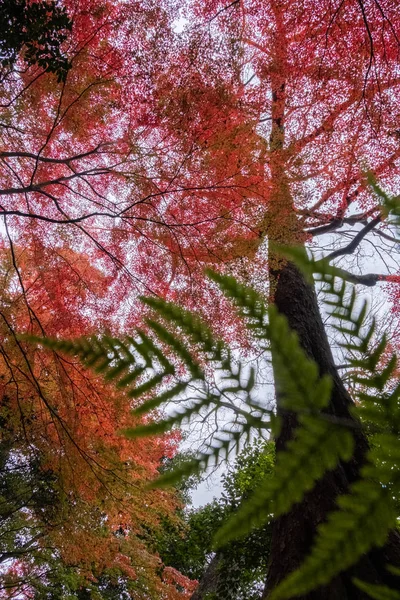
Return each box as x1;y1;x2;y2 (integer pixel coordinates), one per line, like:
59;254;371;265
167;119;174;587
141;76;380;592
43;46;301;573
191;553;224;600
191;551;249;600
263;259;400;598
261;3;400;591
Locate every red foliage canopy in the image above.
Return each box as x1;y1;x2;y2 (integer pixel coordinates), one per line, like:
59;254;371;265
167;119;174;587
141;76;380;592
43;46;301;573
1;0;400;595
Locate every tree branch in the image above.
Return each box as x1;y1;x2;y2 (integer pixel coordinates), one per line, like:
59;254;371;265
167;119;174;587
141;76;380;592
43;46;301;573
306;211;380;236
208;0;240;23
0;146;104;164
374;229;400;244
332;267;398;287
324;216;381;261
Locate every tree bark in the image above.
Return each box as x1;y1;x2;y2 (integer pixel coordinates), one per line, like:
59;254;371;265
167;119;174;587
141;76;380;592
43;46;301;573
263;259;400;599
191;551;250;600
191;553;224;600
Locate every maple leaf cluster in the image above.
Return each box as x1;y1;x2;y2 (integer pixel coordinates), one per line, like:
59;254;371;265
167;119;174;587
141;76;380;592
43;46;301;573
0;1;199;596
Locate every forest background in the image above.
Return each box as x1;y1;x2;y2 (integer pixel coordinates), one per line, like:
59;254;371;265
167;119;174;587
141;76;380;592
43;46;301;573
0;0;400;599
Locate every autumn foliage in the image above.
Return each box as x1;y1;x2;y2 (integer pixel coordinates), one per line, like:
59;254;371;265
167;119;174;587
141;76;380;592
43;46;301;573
1;0;400;598
0;1;199;596
0;236;198;597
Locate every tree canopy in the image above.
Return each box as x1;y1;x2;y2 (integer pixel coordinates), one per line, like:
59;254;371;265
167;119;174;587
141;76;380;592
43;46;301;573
0;0;399;599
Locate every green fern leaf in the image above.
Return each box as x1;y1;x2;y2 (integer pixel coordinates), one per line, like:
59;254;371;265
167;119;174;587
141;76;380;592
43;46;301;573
214;417;353;548
131;381;190;416
270;444;399;599
149;432;241;489
141;296;224;359
267;305;332;412
206;270;269;340
353;578;400;600
367;173;400;225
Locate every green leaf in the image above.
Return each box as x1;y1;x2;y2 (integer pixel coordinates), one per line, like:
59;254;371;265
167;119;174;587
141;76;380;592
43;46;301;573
214;419;353;548
270;459;398;599
353;579;400;600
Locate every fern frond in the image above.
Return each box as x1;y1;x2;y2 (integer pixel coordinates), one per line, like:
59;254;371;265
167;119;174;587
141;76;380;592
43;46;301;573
145;319;204;379
140;296;225;361
270;434;399;600
125;394;219;438
206;270;269;341
213;303;353;546
149;432;241;489
267;305;332;412
29;333;176;396
353;579;400;600
214;415;353;547
280;247;399;434
356;380;400;434
367;173;400;226
131;381;190;416
31;300;272;486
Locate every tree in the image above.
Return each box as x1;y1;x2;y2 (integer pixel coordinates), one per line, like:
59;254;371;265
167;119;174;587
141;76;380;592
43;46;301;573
135;2;400;597
0;0;72;81
155;441;274;599
0;2;195;596
191;440;274;600
0;0;200;311
2;0;400;598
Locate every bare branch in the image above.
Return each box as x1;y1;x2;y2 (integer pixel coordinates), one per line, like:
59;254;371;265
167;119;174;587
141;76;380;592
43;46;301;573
324;216;381;261
374;229;400;244
208;0;240;23
332;266;398;287
0;146;104;164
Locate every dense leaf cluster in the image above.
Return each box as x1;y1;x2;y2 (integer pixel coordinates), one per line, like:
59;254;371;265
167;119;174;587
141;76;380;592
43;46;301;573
156;441;274;599
0;0;72;81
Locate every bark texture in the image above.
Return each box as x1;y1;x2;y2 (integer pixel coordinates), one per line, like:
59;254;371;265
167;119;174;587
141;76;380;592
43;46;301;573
263;260;400;599
191;553;224;600
190;550;253;600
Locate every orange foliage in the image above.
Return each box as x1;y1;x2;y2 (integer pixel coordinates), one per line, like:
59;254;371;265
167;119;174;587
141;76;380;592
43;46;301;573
0;241;191;597
1;0;400;592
